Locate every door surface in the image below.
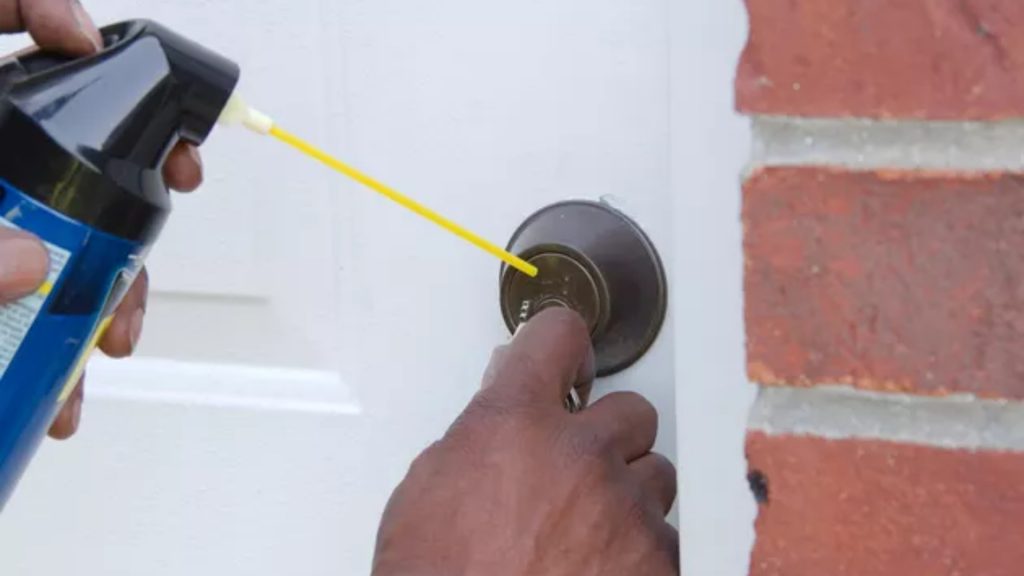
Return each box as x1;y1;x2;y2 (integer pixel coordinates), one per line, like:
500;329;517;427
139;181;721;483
0;2;755;575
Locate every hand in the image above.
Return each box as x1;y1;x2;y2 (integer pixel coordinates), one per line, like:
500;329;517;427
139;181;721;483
373;308;679;576
0;0;204;439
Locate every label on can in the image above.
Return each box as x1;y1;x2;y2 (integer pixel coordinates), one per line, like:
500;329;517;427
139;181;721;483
0;218;71;380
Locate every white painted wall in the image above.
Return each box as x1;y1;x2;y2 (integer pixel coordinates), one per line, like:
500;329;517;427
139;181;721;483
0;2;756;575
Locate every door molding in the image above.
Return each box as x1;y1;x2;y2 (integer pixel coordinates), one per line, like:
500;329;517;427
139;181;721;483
85;356;361;416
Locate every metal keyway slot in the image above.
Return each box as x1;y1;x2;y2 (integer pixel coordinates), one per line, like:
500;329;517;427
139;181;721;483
499;200;668;377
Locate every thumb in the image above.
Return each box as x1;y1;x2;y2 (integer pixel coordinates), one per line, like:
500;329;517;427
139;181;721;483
0;228;49;303
480;307;595;409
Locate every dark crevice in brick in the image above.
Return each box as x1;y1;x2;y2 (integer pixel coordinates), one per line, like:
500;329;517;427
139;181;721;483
956;0;1010;68
748;469;770;505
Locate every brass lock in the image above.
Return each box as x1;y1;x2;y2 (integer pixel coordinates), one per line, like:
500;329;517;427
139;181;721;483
499;200;667;377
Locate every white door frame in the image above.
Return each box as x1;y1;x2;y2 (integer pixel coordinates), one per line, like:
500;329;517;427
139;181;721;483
671;2;758;576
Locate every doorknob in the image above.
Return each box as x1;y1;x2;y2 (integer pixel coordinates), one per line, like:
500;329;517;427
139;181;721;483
499;200;667;377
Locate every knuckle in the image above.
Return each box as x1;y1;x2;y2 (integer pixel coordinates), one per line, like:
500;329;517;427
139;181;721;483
552;423;617;480
443;400;490;442
406;440;446;478
651;452;677;481
483;344;545;395
505;350;545;388
485;343;507;368
607;391;659;429
621;390;659;417
480;345;509;388
655;525;681;570
448;393;541;449
623;490;652;527
463;389;529;425
555;423;607;462
482;350;564;409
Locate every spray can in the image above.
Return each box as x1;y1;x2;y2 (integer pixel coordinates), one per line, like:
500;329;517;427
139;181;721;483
0;19;240;508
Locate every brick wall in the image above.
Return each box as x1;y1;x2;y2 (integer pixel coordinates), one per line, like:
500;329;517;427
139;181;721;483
737;1;1024;574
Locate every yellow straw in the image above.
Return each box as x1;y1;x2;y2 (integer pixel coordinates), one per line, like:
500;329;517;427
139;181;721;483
269;125;539;278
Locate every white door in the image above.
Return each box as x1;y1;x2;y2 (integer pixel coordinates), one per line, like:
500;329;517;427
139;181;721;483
0;2;756;575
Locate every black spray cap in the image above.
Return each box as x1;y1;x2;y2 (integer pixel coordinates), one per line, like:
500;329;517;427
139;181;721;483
117;19;241;146
2;19;240;171
0;19;241;242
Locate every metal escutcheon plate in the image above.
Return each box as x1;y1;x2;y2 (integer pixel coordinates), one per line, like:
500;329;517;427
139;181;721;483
500;200;668;377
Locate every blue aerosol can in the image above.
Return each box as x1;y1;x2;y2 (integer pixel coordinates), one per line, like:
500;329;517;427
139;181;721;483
0;19;240;508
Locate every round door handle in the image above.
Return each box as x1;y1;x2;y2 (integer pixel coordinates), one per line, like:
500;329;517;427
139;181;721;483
499;200;668;377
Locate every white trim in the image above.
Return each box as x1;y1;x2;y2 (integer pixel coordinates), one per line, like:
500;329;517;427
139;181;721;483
671;1;758;575
84;356;361;416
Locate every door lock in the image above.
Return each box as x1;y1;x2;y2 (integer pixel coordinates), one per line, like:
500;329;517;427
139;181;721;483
499;200;667;377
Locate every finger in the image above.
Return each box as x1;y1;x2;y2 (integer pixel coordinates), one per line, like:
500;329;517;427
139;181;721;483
0;0;22;31
582;391;658;462
163;143;203;192
48;374;83;440
657;523;681;573
19;0;102;55
629;452;677;516
0;228;48;303
506;318;594;408
481;307;595;407
99;268;147;358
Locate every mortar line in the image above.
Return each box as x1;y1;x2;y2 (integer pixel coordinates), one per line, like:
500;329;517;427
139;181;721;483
750;116;1024;172
749;384;1024;452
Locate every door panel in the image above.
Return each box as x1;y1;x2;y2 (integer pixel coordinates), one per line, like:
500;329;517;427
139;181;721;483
0;358;368;576
331;0;675;501
0;1;681;574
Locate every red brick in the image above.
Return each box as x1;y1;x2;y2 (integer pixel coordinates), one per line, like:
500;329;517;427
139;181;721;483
747;432;1024;576
744;167;1024;399
736;0;1024;120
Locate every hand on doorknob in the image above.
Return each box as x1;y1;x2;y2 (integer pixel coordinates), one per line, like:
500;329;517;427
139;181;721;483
373;308;679;576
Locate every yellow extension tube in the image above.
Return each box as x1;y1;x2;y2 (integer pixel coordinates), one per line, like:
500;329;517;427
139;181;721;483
268;125;539;278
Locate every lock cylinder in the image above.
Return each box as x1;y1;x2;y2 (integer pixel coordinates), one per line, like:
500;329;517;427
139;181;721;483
499;200;667;377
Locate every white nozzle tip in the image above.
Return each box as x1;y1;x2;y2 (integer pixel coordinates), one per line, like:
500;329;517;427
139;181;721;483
219;92;274;135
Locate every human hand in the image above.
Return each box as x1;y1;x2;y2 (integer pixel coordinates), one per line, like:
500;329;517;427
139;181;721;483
0;0;204;439
373;308;679;576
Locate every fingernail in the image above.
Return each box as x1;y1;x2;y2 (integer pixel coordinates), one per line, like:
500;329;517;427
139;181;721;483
71;1;103;52
0;237;49;298
129;308;145;351
71;394;82;431
188;145;203;169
